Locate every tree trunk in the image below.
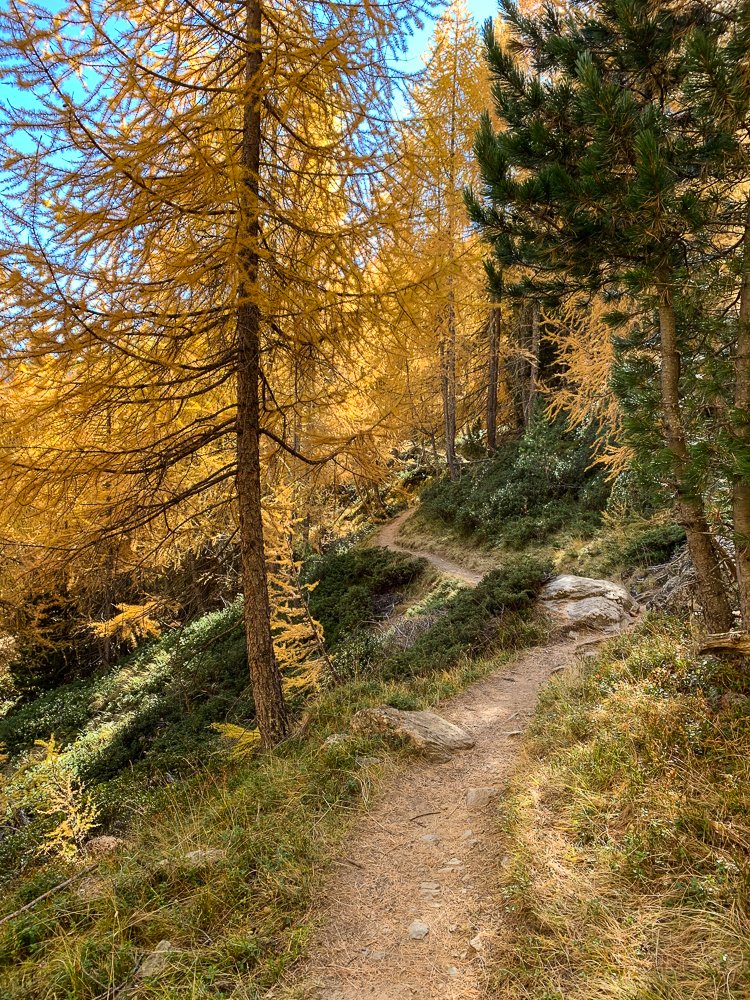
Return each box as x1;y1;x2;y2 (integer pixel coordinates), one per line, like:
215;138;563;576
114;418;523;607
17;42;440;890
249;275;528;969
656;267;733;632
487;296;500;454
440;312;459;481
528;300;539;423
734;199;750;627
519;302;529;428
236;0;288;748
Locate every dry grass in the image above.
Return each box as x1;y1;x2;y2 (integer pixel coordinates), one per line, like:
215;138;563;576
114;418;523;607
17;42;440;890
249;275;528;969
488;615;750;999
396;516;502;574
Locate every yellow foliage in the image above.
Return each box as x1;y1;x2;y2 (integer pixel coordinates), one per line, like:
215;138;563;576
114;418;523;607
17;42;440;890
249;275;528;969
544;295;636;476
211;723;261;761
30;737;99;858
87;599;178;650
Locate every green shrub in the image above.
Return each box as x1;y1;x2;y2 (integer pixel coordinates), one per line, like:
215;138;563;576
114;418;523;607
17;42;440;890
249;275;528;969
384;556;549;678
417;415;611;547
615;523;687;567
302;547;426;647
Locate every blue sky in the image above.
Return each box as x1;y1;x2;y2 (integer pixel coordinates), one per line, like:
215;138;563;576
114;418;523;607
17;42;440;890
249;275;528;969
400;0;498;68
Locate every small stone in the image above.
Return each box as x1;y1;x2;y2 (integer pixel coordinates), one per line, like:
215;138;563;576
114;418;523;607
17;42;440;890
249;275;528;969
84;835;125;855
362;948;371;957
460;829;473;840
466;839;478;847
420;834;440;844
420;881;441;892
446;857;462;865
448;925;457;933
356;755;380;767
408;920;430;940
323;733;349;747
373;951;385;960
466;787;499;810
138;940;174;978
469;934;484;953
500;855;511;868
183;848;226;868
448;967;460;978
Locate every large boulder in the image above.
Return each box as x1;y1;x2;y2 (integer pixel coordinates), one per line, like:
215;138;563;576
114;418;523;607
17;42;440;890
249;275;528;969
349;706;475;761
540;574;639;631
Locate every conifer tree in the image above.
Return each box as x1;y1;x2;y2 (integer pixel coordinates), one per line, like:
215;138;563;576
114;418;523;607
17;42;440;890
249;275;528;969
387;0;492;477
467;0;736;631
0;0;430;744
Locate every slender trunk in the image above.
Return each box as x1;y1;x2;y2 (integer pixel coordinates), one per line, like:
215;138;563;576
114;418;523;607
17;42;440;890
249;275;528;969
440;322;458;481
656;267;733;632
487;296;500;454
528;300;539;422
519;302;530;428
237;0;288;747
734;199;750;628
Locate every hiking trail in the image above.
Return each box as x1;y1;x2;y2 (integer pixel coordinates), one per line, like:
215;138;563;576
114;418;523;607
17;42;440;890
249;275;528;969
277;512;606;1000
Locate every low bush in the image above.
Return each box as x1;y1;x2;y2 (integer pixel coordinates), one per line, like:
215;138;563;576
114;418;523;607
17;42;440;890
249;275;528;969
384;556;550;678
417;415;611;547
302;547;427;647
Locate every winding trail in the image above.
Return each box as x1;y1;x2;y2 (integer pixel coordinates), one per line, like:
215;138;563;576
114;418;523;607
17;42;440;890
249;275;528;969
374;509;482;586
279;513;605;1000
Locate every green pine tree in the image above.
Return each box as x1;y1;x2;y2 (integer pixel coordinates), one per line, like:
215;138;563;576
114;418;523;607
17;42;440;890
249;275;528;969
467;0;739;632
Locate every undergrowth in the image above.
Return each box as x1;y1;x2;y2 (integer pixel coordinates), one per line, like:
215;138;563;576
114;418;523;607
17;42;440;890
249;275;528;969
490;614;750;999
416;416;610;548
0;542;548;999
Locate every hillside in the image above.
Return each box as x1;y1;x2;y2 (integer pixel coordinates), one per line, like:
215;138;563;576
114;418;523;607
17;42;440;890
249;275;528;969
1;415;746;999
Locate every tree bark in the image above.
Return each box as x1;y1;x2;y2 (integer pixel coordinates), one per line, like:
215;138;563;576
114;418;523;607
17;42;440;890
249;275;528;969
519;301;530;429
528;300;539;423
440;324;458;481
656;267;733;632
487;295;500;454
236;0;288;747
734;199;750;627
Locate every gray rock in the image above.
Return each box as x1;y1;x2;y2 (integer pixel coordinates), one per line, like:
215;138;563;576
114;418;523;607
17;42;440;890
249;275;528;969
323;733;349;747
448;966;460;977
541;575;638;631
408;920;430;940
460;829;473;839
373;951;385;960
466;786;499;810
420;833;440;844
350;707;475;762
564;596;623;625
183;848;226;868
541;575;638;610
138;940;174;978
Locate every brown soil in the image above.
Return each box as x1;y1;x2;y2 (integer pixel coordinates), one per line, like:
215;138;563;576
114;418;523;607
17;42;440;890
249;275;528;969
284;639;580;1000
272;512;608;1000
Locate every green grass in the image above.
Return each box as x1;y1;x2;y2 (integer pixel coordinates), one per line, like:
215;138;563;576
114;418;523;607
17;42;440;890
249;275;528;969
487;614;750;999
0;541;550;999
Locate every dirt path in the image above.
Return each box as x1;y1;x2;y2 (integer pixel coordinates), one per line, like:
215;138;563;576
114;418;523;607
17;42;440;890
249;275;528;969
291;638;578;1000
375;510;482;586
280;513;599;999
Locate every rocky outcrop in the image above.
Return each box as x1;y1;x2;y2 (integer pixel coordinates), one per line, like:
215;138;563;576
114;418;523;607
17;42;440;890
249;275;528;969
349;706;475;761
540;574;639;631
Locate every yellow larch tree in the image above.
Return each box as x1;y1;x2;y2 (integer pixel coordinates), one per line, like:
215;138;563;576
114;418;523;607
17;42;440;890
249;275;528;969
0;0;433;745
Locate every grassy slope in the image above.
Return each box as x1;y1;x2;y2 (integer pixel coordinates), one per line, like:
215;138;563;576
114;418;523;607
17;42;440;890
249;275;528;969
489;618;750;999
0;548;549;999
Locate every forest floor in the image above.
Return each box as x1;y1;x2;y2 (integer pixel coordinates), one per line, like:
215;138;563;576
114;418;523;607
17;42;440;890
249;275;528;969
280;512;603;999
285;638;580;1000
